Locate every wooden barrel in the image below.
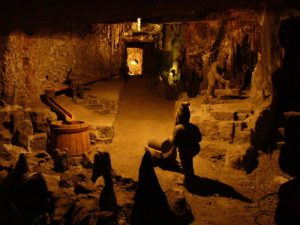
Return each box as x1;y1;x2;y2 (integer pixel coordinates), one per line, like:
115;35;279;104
50;120;90;157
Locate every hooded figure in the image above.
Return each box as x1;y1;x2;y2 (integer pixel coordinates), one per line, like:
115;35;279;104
172;102;202;184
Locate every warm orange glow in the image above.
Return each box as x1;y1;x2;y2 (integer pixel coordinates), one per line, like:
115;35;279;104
127;47;143;76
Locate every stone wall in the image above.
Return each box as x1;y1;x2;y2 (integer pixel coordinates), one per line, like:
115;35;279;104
0;23;130;106
183;10;261;91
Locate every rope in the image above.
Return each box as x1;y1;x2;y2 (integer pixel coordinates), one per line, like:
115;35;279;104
254;192;278;225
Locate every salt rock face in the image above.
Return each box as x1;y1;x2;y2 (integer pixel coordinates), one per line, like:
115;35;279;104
52;148;69;173
5;153;30;185
1;24;128;106
51;190;77;225
165;188;194;224
224;145;258;173
72;196;100;225
0;144;26;166
75;180;96;195
131;151;174;225
0;126;12;142
91;151;112;183
30;109;57;133
0;106;55;146
275;177;300;225
0;144;14;161
96;211;119;225
8;108;34;148
99;168;118;213
0;109;12;143
13;119;34;148
11;109;31;133
81;152;93;169
0;154;50;225
60;167;92;189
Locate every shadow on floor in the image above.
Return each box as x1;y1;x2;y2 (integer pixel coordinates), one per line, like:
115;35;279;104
158;160;183;174
185;175;253;203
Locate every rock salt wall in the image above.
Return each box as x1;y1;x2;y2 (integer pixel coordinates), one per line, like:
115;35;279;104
0;24;130;106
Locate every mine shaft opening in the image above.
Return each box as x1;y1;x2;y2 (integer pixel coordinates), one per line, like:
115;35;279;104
124;41;156;78
126;47;143;76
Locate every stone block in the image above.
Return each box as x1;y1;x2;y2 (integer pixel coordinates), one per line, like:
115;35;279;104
196;119;219;140
236;112;250;121
89;126;115;144
0;144;14;161
96;126;115;138
82;98;118;114
97;211;118;225
43;174;60;193
11;109;29;133
218;121;234;142
12;119;34;148
20;119;34;135
225;145;257;173
51;191;77;225
0;144;26;164
211;111;234;121
13;130;31;149
0;125;12;142
74;181;96;194
29;133;48;152
0;110;11;128
234;129;252;144
214;88;241;97
165;188;194;224
30;109;57;132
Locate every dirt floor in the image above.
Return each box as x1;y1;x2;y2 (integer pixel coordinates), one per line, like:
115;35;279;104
60;76;290;225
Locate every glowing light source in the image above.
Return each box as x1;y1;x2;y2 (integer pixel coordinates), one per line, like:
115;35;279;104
130;59;139;66
137;17;141;32
127;47;143;76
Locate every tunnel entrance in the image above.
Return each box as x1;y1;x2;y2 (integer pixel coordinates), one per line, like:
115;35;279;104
126;47;143;76
124;41;156;78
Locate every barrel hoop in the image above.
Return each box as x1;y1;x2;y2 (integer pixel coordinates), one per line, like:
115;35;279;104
51;127;89;133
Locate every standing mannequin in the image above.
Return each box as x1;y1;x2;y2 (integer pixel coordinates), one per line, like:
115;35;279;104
172;102;202;184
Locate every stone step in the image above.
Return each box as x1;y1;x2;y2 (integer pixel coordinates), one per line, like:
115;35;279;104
200;140;255;172
74;97;118;114
0;126;13;142
192;118;251;144
89;126;115;145
214;88;242;97
210;110;250;121
200;88;241;97
29;133;48;152
233;129;252;144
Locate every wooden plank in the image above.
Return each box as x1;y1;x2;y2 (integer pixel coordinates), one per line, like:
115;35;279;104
57;134;63;150
64;133;70;153
85;131;90;152
76;132;84;156
82;131;87;153
69;133;77;156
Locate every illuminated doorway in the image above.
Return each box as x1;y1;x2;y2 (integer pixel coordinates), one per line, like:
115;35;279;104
126;47;143;76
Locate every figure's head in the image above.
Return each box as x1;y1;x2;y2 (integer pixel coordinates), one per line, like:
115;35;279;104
176;102;190;124
169;69;176;77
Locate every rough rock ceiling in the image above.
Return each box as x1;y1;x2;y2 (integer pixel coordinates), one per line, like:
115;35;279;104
0;0;297;29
